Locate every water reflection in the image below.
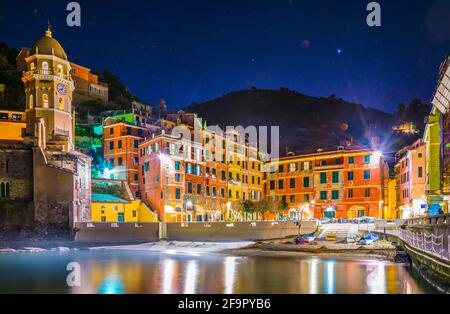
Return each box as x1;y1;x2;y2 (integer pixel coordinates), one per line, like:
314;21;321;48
224;256;238;294
0;250;438;294
324;261;335;294
184;260;199;294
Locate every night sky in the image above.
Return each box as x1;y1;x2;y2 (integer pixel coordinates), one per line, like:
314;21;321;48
1;0;450;112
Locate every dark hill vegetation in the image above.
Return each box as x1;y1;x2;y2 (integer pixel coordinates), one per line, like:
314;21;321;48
185;88;430;156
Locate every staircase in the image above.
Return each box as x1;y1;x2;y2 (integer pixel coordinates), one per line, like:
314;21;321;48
317;224;359;239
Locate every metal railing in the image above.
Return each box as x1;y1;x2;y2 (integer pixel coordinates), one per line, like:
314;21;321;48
360;224;450;262
399;229;449;261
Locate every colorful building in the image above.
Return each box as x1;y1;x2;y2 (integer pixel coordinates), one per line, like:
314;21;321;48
265;149;388;219
387;178;397;220
103;115;152;198
394;139;426;219
0;110;26;141
91;193;157;223
425;56;450;216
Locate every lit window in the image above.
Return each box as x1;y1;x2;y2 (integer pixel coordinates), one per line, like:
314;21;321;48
42;94;49;108
57;64;63;77
30;62;35;70
29;95;33;109
42;61;49;74
59;97;64;110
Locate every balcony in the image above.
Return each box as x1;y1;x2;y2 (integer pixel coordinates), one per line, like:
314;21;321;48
23;69;71;81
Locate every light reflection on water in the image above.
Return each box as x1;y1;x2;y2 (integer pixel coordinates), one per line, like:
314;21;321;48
0;250;439;294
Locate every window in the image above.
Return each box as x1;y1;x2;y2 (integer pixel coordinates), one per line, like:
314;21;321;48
418;153;423;158
332;171;339;183
197;184;202;195
42;93;49;108
222;171;226;181
109;128;114;135
206;186;210;197
365;188;371;198
348;189;353;198
175;161;181;171
187;182;192;193
278;165;284;173
118;157;123;166
212;187;217;198
29;95;33;109
332;190;339;200
30;62;35;70
175;174;181;183
57;64;63;77
109;158;114;167
109;141;114;150
42;61;49;74
290;195;295;203
221;188;225;198
418;166;423;178
320;191;327;200
303;177;310;188
290;178;296;189
278;179;284;189
349;156;354;164
304;194;310;202
289;163;297;172
1;182;11;198
175;188;181;200
320;172;327;184
228;189;232;198
270;181;275;190
118;140;122;149
134;140;139;149
347;171;354;181
364;155;370;164
364;170;371;180
236;191;240;199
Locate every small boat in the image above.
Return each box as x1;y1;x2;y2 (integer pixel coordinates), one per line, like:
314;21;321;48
359;233;379;245
345;235;360;243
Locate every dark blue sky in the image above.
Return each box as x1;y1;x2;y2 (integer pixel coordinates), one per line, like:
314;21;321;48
1;0;450;112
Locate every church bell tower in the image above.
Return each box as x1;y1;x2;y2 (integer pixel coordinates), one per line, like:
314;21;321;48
22;25;75;151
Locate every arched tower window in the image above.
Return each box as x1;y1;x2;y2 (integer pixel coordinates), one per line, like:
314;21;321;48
30;62;35;71
0;183;5;198
59;97;64;111
42;93;49;108
42;61;49;75
29;95;34;109
57;64;63;77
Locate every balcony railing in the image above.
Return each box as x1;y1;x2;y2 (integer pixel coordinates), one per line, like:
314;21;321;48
23;69;71;81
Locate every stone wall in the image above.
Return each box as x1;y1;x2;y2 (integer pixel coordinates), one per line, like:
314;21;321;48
75;221;318;243
0;142;33;201
0;143;34;226
166;221;317;241
75;222;159;242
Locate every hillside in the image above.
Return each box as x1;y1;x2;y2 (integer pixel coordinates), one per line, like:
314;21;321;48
185;88;428;156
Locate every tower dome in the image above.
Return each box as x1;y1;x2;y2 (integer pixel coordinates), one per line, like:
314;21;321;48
31;26;67;60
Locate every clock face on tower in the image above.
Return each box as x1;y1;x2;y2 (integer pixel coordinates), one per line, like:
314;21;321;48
57;83;67;95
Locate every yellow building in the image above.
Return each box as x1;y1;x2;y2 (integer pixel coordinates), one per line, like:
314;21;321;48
0;110;26;141
91;193;158;223
387;178;397;219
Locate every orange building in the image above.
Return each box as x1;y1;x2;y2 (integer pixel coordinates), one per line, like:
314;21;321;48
265;149;388;219
103;116;151;198
0;110;26;142
395;139;426;218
